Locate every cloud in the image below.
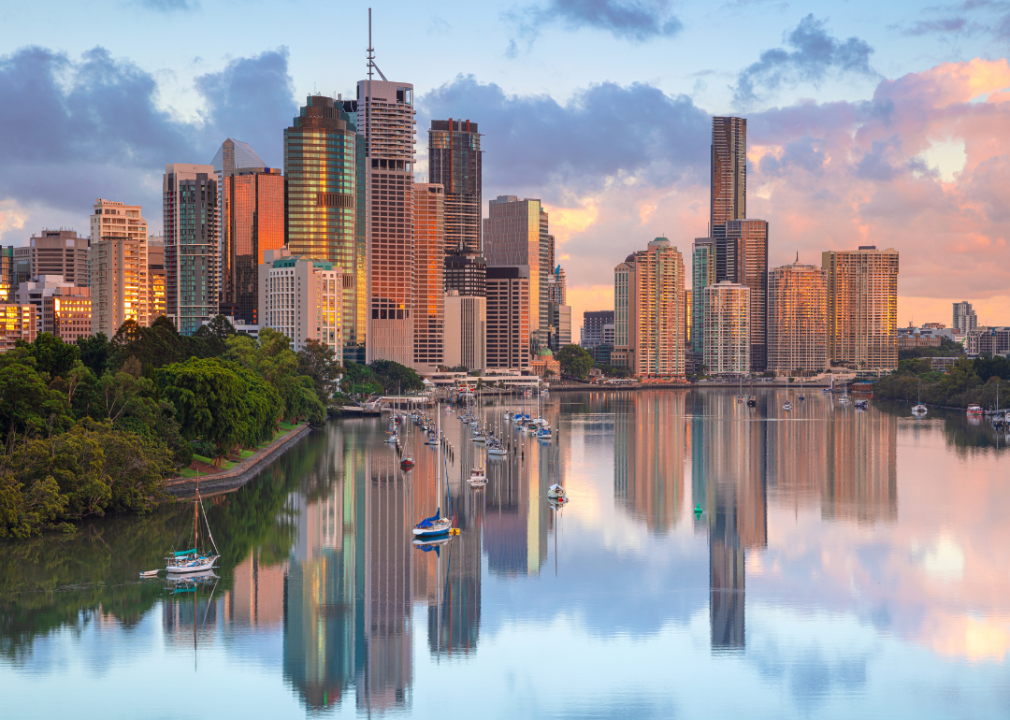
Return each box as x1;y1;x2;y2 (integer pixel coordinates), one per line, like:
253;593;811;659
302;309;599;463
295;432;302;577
419;74;709;197
507;0;682;48
902;17;970;36
0;45;294;235
734;15;876;107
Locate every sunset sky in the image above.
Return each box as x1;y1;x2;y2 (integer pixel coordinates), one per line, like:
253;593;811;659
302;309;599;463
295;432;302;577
1;0;1009;329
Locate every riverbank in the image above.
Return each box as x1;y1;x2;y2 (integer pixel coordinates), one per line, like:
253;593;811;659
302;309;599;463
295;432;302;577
163;422;313;499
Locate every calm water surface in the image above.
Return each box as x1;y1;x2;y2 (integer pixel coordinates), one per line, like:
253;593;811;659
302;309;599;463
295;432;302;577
3;390;1010;719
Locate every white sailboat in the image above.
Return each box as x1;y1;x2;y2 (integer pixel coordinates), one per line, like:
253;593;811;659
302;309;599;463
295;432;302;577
166;472;220;574
912;379;928;416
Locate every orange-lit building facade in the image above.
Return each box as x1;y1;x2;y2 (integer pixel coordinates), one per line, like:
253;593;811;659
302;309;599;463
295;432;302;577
148;239;166;321
43;287;92;343
412;183;444;373
767;260;828;373
89;199;149;336
822;246;899;372
221;169;284;324
485;266;530;371
0;304;36;351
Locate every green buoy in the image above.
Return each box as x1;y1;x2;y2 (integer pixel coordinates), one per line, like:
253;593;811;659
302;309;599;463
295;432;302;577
694;503;703;515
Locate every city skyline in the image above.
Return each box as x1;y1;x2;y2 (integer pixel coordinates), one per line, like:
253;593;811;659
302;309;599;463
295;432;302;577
1;3;1007;332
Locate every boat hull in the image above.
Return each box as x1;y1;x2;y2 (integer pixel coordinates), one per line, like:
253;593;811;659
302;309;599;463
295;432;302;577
166;556;219;574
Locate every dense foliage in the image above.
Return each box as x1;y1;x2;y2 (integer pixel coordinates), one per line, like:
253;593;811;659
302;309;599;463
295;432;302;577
898;337;965;361
875;356;1010;408
0;316;332;538
340;360;423;397
557;344;594;380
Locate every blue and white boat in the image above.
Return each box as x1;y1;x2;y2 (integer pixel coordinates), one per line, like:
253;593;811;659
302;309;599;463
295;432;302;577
413;411;453;539
166;474;220;574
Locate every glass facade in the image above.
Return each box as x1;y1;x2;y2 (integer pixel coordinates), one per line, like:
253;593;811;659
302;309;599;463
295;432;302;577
164;166;218;335
285;96;363;350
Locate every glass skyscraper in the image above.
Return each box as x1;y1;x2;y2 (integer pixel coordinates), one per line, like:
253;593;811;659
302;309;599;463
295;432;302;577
285;95;364;352
163;165;218;335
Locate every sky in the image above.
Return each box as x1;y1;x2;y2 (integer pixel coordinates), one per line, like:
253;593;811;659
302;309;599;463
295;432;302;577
2;0;1010;330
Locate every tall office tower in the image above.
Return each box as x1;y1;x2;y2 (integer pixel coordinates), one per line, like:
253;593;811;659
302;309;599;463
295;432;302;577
546;265;570;351
259;249;341;360
581;310;614;348
412;183;444;373
485;266;530;371
444;291;486;371
822;246;900;372
356;79;416;365
444;252;486;296
953;301;978;335
285;97;365;358
89;199;150;336
220;168;284;324
612;255;636;369
24;230;90;286
0;247;13;302
615;238;687;378
43;286;91;343
713;220;768;371
711;116;747;231
767;259;828;373
147;236;167;321
691;239;716;357
428;119;482;255
703;281;750;375
0;304;35;351
484;196;545;351
163;164;218;335
212;138;266;287
685;289;692;348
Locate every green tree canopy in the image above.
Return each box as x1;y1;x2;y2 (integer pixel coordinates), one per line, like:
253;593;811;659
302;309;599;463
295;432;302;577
368;360;424;393
297;339;344;404
17;333;80;378
0;354;74;440
557;345;594;380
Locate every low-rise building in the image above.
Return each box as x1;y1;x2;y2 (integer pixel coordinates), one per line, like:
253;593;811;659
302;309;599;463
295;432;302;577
530;347;561;378
0;304;36;351
15;275;75;334
43;286;92;343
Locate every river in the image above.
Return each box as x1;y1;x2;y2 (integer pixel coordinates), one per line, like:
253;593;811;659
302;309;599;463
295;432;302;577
2;389;1009;719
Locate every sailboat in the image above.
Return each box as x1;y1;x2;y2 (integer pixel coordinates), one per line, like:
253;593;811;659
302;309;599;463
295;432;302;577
166;472;220;574
546;435;567;501
413;409;453;538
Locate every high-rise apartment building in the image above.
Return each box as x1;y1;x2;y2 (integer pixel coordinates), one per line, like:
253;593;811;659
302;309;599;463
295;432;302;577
484;196;546;352
89;199;149;336
412;183;444;374
163;164;218;335
444;291;486;371
43;286;92;343
284;97;365;357
953;301;978;335
22;230;89;286
428;119;482;255
220;168;284;324
356;80;416;365
767;260;828;373
612;256;635;369
612;238;686;378
713;220;768;371
711;117;747;231
148;236;167;321
822;246;899;372
485;266;530;371
581;310;615;349
0;304;36;351
259;248;341;361
704;281;750;375
691;239;716;357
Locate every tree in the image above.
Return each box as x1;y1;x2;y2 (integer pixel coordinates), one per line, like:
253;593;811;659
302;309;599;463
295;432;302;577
77;333;112;377
343;362;383;397
17;333;80;379
158;357;281;462
556;345;593;380
0;356;74;440
297;339;344;403
368;360;424;393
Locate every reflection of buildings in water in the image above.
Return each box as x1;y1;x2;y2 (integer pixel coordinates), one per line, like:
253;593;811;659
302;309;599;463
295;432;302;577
690;391;768;652
482;440;548;577
766;398;825;507
823;411;897;524
283;423;361;710
227;550;286;628
161;582;220;645
613;392;686;533
358;442;413;713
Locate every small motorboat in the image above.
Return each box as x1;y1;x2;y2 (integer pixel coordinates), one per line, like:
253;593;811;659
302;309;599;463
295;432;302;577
425;432;438;445
854;400;868;410
400;457;415;469
547;483;566;500
386;432;398;444
486;443;506;457
912;404;928;416
783;401;793;411
968;404;983;417
747;396;756;407
139;569;159;578
537;428;551;441
468;468;488;487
